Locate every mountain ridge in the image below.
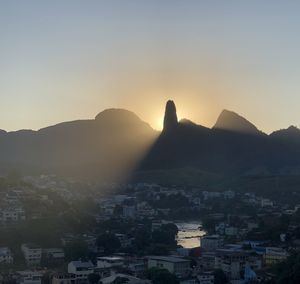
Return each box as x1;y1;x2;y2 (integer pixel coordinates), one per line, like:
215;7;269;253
213;109;263;135
0;102;299;181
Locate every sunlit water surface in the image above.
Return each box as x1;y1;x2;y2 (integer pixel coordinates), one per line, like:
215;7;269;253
176;222;206;248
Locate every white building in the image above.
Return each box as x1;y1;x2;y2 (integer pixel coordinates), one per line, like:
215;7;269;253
21;244;42;266
17;271;43;284
67;260;94;283
264;247;288;265
147;256;190;277
225;226;238;236
260;198;274;207
0;247;13;264
197;272;214;284
97;256;124;269
123;205;136;218
42;248;65;264
0;207;25;222
215;249;262;281
100;273;150;284
223;190;235;199
201;235;223;251
51;273;76;284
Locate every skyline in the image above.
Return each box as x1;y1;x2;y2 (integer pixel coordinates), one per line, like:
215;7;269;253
1;1;300;132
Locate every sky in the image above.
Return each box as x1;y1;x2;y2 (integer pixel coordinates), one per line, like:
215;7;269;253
1;1;300;133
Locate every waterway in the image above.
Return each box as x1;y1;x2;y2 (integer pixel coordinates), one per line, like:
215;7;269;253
176;222;206;248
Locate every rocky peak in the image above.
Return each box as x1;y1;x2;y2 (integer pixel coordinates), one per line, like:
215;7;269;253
163;100;178;131
213;109;260;135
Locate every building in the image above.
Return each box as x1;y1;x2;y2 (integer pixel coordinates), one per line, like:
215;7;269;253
127;261;146;276
0;247;13;264
147;256;190;277
51;273;76;284
115;234;133;248
260;198;274;207
201;235;223;251
97;256;124;269
215;249;262;281
21;244;42;266
223;190;235;199
197;272;214;284
224;226;238;237
123;205;136;218
264;247;288;265
42;248;65;265
17;271;43;284
67;260;94;283
100;273;150;284
0;207;25;223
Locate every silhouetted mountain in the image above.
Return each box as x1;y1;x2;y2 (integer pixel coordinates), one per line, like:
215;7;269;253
140;101;300;177
213;109;262;135
0;109;158;180
163;100;178;131
1;101;300;182
270;126;300;143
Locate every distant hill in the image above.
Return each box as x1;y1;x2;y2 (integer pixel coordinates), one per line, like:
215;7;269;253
213;109;262;135
139;101;300;177
0;109;158;181
270;126;300;143
1;101;300;182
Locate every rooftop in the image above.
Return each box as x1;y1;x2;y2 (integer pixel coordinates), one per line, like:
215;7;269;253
147;256;190;263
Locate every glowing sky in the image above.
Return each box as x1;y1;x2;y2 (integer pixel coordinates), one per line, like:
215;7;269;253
1;1;300;133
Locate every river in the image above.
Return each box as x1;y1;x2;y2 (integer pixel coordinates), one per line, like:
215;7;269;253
176;222;206;248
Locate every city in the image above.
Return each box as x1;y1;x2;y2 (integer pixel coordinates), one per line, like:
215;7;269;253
0;174;298;283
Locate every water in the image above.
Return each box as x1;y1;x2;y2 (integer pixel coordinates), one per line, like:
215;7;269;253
176;222;206;248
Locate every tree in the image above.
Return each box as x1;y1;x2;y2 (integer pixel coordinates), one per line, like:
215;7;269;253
88;273;100;284
273;252;300;283
64;239;89;261
134;227;151;250
112;277;129;284
152;224;178;247
96;233;121;254
146;268;179;284
214;269;228;284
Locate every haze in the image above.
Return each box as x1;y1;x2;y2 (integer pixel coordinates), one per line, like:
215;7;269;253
1;1;300;133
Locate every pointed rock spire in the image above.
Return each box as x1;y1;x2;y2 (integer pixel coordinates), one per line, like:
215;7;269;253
163;100;178;131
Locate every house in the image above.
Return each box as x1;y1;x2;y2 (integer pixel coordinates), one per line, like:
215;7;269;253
224;226;238;237
17;270;43;284
264;247;288;265
67;260;94;283
215;249;262;281
202;191;221;200
42;248;65;265
97;256;124;269
127;261;146;276
147;256;190;277
100;273;150;284
223;190;235;199
201;235;223;251
21;244;42;266
260;198;274;208
123;205;136;218
179;277;198;284
115;234;133;248
0;247;13;264
0;207;25;223
51;273;76;284
197;272;214;284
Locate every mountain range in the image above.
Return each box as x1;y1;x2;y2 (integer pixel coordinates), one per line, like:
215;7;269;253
141;101;300;178
1;101;300;182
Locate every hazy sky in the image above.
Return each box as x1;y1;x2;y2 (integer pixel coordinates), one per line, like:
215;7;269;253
1;1;300;133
